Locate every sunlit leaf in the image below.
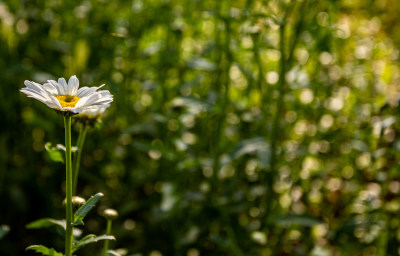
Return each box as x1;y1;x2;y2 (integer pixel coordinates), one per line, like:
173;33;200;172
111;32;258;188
26;218;66;230
107;251;123;256
72;234;115;252
231;137;270;158
73;193;103;226
26;245;63;256
230;137;270;167
44;142;65;163
106;248;130;256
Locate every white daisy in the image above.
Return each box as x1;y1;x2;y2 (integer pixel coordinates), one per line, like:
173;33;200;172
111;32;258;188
20;75;113;116
76;104;110;119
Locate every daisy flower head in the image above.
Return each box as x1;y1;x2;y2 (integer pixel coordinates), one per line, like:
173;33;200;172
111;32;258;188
75;104;111;126
20;75;113;116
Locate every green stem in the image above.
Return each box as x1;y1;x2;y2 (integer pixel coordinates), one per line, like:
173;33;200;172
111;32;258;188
72;126;83;194
102;220;113;256
64;116;73;256
264;18;288;232
72;125;89;195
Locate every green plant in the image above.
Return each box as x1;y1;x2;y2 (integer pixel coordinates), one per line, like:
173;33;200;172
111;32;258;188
21;76;114;255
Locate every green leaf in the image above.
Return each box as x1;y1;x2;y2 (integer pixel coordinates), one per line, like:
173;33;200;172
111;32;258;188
26;245;63;256
26;218;66;231
0;225;10;240
72;234;115;252
107;250;124;256
230;137;271;167
45;142;65;163
73;193;103;226
107;251;122;256
170;96;210;114
107;250;137;256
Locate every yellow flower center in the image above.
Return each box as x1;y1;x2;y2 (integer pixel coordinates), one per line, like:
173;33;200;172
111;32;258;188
55;95;80;108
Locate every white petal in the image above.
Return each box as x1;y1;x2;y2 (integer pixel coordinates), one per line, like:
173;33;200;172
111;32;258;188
76;84;106;98
22;82;53;101
21;77;113;114
21;87;59;109
43;99;59;109
95;92;114;104
76;87;90;97
50;95;63;110
58;78;68;95
77;87;98;98
24;94;49;105
74;97;89;108
68;75;79;96
21;89;48;102
48;80;63;95
24;81;45;94
42;82;58;95
95;94;113;103
21;87;43;96
61;107;82;113
75;92;108;108
86;93;105;105
76;93;102;108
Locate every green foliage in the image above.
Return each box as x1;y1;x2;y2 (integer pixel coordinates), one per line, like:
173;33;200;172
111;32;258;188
73;193;103;226
107;251;121;256
26;194;106;254
73;234;115;253
45;143;65;164
26;218;66;231
2;0;400;255
26;245;63;256
230;137;270;167
106;250;137;256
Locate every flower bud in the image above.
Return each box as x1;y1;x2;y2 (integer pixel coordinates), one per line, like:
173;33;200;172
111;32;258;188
103;208;118;220
63;196;86;207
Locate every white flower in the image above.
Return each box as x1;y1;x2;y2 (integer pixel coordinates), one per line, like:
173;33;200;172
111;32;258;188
20;75;113;115
77;104;110;119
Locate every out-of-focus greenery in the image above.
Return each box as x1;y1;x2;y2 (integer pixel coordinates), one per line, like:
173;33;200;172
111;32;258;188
1;0;400;255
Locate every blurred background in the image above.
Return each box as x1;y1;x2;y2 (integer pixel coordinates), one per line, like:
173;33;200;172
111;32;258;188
1;0;400;255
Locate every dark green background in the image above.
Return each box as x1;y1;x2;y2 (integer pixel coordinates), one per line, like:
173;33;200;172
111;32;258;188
1;0;400;255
